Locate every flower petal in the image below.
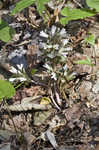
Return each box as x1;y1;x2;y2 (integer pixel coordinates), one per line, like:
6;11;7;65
62;39;68;46
51;72;57;80
17;64;23;71
9;66;18;74
40;31;48;38
9;77;26;82
51;25;56;36
60;28;66;37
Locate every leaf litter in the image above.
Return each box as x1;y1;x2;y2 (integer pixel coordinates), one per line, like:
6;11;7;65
0;0;99;150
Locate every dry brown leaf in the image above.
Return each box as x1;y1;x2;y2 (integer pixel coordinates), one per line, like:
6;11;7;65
26;43;39;70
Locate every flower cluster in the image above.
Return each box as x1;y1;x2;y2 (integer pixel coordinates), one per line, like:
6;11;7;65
39;25;72;61
9;64;27;82
39;25;72;81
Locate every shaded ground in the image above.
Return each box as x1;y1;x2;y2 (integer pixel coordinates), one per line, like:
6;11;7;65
0;0;99;150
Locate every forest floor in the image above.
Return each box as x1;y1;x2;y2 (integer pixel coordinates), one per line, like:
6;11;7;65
0;0;99;150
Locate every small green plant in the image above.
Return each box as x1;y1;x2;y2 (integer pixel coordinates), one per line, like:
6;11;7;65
0;80;15;100
86;0;99;12
0;19;15;42
36;0;50;17
60;7;97;25
74;56;94;66
60;0;99;25
39;25;77;100
10;0;36;15
0;80;18;137
0;0;50;42
84;33;95;46
8;64;38;90
9;64;35;83
10;0;50;16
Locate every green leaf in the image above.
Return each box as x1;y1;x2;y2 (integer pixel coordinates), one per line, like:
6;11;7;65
61;7;72;16
36;0;50;16
86;0;99;12
74;56;94;66
0;19;15;42
60;7;96;25
84;34;95;45
0;80;16;100
11;0;35;15
31;69;37;75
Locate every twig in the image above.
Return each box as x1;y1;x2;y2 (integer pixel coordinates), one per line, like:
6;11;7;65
3;96;50;112
4;99;18;138
50;89;61;111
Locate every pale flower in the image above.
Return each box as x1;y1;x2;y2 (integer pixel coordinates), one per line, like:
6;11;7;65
9;64;24;75
9;77;26;82
17;64;24;72
61;52;68;57
9;78;16;82
53;44;59;50
59;28;66;36
63;64;68;70
9;64;27;82
51;25;56;36
9;66;19;74
62;39;68;46
40;31;48;38
51;72;57;80
66;47;72;51
43;63;53;71
47;45;53;49
39;42;47;49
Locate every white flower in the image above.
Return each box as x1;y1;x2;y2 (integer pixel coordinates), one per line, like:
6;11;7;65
8;49;26;59
9;66;20;74
51;72;57;80
9;77;27;82
9;78;16;82
47;53;55;58
59;47;65;53
51;25;56;36
10;64;25;75
47;45;53;49
60;28;66;36
43;63;53;71
17;64;24;71
61;52;68;57
48;1;54;9
40;42;48;50
62;39;68;46
53;44;59;50
39;42;46;49
44;44;49;50
66;47;72;51
63;64;68;70
40;31;49;38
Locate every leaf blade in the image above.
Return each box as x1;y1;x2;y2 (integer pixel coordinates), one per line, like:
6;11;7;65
74;56;94;66
60;7;96;25
0;19;15;42
0;80;16;100
11;0;35;15
36;0;50;16
84;34;95;45
86;0;99;12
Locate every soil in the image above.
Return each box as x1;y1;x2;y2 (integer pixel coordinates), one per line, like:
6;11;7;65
0;0;99;150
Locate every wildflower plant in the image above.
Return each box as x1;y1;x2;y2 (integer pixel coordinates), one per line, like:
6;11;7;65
39;25;72;81
9;64;28;82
